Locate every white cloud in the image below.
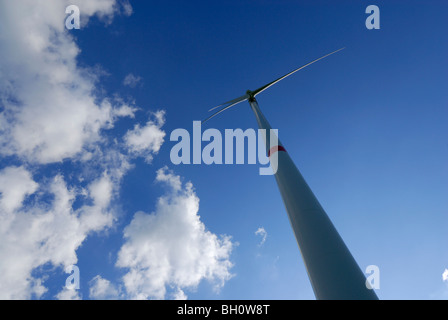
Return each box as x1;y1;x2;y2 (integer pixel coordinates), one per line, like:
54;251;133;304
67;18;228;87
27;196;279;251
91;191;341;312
255;227;267;247
0;166;125;299
171;287;187;300
0;166;38;214
56;288;82;300
116;167;235;300
0;0;231;302
155;165;182;191
443;269;448;282
123;73;142;87
0;0;169;299
89;173;114;209
124;111;166;163
0;0;135;164
113;103;138;118
89;275;119;300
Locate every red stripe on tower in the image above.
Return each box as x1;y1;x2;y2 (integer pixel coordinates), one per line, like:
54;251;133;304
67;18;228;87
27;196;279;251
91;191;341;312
268;145;286;157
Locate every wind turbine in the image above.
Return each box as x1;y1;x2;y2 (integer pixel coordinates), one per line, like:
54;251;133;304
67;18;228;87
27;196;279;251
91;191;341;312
203;48;378;300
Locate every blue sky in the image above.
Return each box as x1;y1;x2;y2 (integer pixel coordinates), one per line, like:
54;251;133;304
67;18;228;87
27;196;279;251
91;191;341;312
0;0;447;300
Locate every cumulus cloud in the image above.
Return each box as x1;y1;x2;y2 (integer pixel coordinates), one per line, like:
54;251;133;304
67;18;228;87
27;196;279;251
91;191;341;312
0;0;233;301
116;167;235;300
0;166;122;299
123;73;142;88
124;111;166;163
0;166;38;213
0;0;166;299
56;287;82;300
172;287;187;300
0;0;135;164
89;275;120;300
255;227;267;247
443;269;448;282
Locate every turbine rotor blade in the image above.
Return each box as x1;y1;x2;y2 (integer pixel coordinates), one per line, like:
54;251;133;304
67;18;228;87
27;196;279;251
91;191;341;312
202;48;344;124
209;94;249;112
202;95;248;124
252;47;345;97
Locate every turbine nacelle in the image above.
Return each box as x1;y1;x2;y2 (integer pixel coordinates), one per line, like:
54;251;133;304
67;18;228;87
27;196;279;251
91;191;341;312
246;90;256;102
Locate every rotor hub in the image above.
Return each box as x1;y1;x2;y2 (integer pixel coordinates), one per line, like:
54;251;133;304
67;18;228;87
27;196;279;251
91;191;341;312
246;90;256;102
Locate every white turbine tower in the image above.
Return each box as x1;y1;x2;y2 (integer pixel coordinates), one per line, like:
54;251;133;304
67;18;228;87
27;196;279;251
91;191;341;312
203;48;378;300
